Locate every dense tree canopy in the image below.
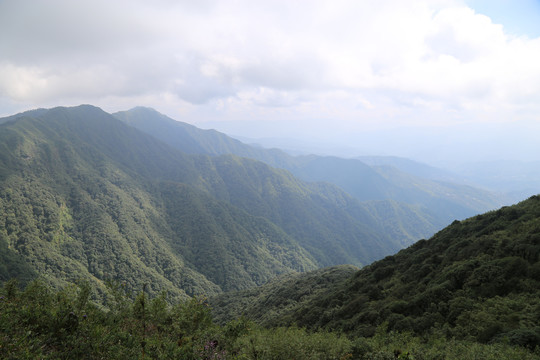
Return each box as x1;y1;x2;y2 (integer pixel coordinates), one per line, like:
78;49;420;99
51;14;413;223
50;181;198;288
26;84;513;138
2;279;538;359
0;105;421;300
212;195;540;349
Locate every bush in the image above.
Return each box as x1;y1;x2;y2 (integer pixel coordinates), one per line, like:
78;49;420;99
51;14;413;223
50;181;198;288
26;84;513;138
234;326;352;360
503;328;540;350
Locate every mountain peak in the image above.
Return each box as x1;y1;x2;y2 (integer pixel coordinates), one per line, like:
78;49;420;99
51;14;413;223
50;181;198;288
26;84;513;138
126;106;161;114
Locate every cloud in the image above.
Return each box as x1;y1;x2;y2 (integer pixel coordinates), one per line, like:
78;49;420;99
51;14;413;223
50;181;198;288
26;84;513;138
0;0;151;63
1;0;540;130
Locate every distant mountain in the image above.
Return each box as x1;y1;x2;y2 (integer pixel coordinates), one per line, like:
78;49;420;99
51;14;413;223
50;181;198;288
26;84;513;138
281;156;505;226
357;155;462;182
115;107;506;235
359;156;540;204
211;195;540;348
453;160;540;200
114;107;290;165
0;105;419;299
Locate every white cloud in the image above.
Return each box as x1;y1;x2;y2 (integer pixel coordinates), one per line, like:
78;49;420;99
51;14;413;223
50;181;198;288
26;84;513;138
1;0;540;161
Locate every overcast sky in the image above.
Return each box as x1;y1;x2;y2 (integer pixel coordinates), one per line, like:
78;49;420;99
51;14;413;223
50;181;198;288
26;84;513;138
1;0;540;164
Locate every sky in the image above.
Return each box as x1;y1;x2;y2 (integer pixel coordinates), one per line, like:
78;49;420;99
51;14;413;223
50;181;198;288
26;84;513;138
1;0;540;164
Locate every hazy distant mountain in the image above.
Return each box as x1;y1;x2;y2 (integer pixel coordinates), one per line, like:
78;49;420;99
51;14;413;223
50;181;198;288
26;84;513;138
452;160;540;201
211;195;540;348
357;155;461;182
114;107;291;166
0;105;420;299
360;156;540;204
115;107;507;234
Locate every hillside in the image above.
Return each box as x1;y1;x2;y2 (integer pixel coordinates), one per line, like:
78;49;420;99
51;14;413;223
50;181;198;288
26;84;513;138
357;155;458;181
115;107;506;235
0;105;416;300
0;106;268;299
3;276;538;359
211;195;540;348
210;265;358;327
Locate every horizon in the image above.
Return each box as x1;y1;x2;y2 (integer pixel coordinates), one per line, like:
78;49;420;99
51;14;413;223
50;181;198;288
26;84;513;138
1;0;540;165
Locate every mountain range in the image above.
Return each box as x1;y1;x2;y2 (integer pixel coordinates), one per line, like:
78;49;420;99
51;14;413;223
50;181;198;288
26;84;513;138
1;104;539;352
114;107;507;235
0;104;460;301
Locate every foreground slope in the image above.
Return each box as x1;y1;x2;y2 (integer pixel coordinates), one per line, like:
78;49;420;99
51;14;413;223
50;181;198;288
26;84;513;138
3;278;538;359
0;105;410;299
211;195;540;348
210;265;358;326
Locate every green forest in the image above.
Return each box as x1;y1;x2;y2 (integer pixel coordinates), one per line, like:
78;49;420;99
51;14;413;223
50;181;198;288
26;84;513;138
211;195;540;355
0;105;420;299
116;106;505;231
2;279;539;359
1;105;539;358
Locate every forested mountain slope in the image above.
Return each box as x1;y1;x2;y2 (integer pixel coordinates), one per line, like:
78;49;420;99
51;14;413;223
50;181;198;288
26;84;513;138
357;155;458;181
211;195;540;348
0;105;287;299
115;107;505;237
0;105;414;300
210;264;358;326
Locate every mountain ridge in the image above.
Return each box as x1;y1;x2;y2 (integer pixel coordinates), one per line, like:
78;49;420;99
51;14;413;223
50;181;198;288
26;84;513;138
0;105;417;300
114;107;507;236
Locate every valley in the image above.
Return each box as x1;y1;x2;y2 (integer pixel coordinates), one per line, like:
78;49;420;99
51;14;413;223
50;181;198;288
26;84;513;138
1;105;539;358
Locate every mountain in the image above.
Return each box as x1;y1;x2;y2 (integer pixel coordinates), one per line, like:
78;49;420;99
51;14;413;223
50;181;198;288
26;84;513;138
114;107;506;236
359;156;540;204
452;160;540;201
357;155;460;182
280;156;504;225
0;108;49;125
210;264;358;327
210;195;540;348
0;105;418;300
113;106;290;165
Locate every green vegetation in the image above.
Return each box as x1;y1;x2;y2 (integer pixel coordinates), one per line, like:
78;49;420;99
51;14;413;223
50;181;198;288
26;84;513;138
210;265;359;326
212;195;540;350
2;105;539;357
0;104;420;299
0;106;309;298
115;106;506;239
2;279;538;359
